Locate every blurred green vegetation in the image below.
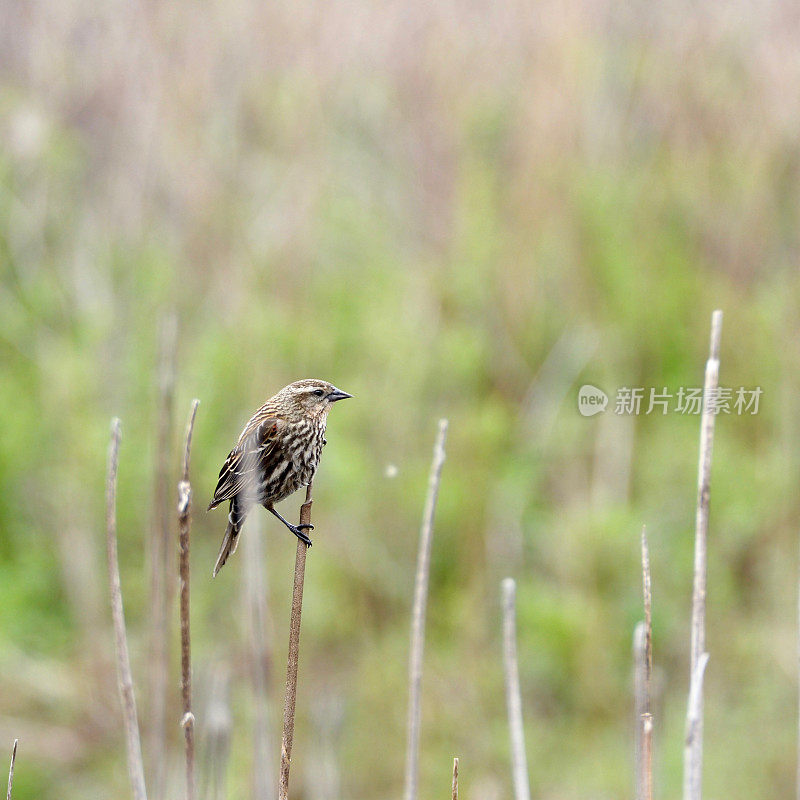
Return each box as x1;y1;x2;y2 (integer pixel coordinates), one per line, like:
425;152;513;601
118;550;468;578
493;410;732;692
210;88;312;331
2;1;800;798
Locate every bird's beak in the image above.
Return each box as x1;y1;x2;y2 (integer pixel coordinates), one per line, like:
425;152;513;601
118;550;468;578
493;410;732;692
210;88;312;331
327;388;353;402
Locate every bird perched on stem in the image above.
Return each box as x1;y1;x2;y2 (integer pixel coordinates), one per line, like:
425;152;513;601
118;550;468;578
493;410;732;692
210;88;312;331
208;379;352;576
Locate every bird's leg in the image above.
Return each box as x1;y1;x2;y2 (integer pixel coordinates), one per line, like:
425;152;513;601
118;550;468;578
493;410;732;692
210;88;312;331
268;505;314;546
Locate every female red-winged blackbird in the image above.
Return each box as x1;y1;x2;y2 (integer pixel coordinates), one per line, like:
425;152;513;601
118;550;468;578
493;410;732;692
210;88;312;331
208;379;352;576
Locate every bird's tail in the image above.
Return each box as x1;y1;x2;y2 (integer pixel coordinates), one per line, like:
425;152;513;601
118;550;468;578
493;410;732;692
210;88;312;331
212;520;240;577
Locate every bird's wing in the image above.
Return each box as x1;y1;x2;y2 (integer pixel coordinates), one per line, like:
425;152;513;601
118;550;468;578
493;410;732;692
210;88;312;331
208;415;283;509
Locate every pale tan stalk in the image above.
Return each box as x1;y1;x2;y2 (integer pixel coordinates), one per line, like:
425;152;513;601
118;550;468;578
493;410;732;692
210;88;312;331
403;420;448;800
178;400;199;800
684;310;722;800
502;578;531;800
6;740;17;800
106;418;148;800
278;484;314;800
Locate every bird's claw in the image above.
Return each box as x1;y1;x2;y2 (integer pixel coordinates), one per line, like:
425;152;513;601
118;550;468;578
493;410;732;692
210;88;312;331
296;523;314;531
290;524;314;546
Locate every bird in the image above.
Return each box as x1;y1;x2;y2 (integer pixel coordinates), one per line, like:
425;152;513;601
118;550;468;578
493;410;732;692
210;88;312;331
208;378;352;576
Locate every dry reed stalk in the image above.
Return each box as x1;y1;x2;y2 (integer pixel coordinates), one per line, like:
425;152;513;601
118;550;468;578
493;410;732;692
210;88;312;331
149;313;177;800
106;418;148;800
502;578;531;800
684;310;722;800
633;623;646;797
451;757;458;800
403;419;449;800
278;483;314;800
684;653;710;800
178;400;199;800
638;527;653;800
6;740;17;800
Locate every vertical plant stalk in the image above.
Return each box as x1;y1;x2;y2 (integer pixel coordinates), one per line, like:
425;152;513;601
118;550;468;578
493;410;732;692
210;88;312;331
502;578;531;800
278;483;314;800
6;739;17;800
106;418;148;800
149;313;176;800
179;400;199;800
633;623;646;798
636;527;653;800
451;757;458;800
684;653;710;800
684;310;722;800
403;419;449;800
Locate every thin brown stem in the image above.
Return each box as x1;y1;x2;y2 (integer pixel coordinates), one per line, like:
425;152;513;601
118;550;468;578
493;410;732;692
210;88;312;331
684;310;722;800
451;757;458;800
403;419;449;800
106;418;148;800
179;400;199;800
6;740;17;800
278;484;313;800
502;578;531;800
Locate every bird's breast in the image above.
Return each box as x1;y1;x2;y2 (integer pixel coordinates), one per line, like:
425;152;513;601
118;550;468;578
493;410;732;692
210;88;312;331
285;418;326;488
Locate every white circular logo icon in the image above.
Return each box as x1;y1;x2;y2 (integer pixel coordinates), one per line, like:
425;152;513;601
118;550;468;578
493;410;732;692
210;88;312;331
578;384;608;416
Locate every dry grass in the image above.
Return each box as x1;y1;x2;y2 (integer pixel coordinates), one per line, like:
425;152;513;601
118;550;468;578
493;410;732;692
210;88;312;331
105;419;148;800
178;400;200;800
1;2;798;792
684;310;723;800
6;740;17;800
502;578;531;800
278;484;314;800
403;420;448;800
637;527;653;800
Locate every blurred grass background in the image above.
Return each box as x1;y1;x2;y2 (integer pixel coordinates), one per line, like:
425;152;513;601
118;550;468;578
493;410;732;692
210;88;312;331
2;0;800;797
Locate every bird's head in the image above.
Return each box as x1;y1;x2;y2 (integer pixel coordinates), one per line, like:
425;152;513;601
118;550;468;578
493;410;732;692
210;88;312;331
279;379;353;420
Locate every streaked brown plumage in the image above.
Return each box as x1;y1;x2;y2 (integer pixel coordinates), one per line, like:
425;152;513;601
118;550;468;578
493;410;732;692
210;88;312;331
208;379;352;576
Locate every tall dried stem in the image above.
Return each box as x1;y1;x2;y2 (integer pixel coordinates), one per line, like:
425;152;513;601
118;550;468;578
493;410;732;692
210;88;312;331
634;624;646;798
278;484;314;800
6;740;17;800
684;653;710;800
403;419;448;800
502;578;531;800
684;310;722;800
178;400;199;800
637;527;653;800
451;757;458;800
106;418;148;800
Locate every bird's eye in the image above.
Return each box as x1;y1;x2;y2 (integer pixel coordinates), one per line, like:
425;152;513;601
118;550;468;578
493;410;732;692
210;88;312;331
313;389;325;397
